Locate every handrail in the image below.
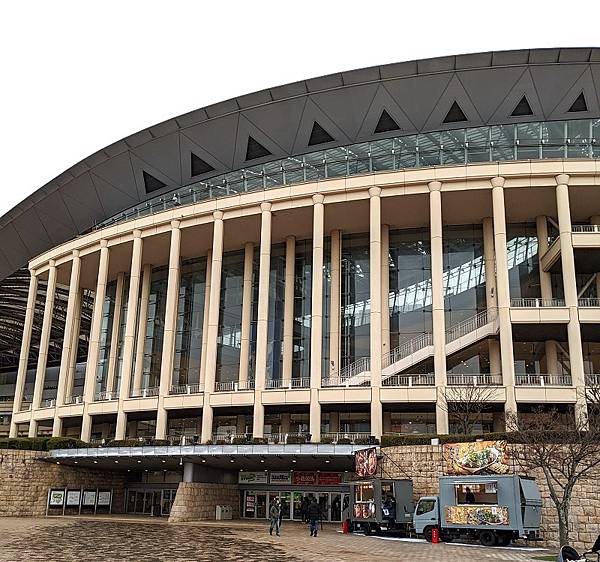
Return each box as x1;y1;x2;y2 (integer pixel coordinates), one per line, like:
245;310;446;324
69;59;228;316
214;380;255;392
511;297;566;307
321;375;371;388
585;374;600;386
64;395;83;405
130;386;160;398
265;378;310;389
383;333;433;368
579;298;600;307
445;309;494;343
446;373;503;386
95;390;119;401
572;224;600;233
382;373;435;387
169;383;204;395
515;373;572;386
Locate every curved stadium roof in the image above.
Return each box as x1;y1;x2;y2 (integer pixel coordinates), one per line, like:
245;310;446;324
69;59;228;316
1;47;600;369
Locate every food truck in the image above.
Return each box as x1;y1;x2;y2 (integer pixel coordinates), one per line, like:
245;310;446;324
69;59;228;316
413;474;542;546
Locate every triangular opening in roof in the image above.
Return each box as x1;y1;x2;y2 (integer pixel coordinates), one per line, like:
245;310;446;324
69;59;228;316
246;136;272;161
191;153;215;177
443;101;467;124
511;96;533;117
374;110;401;134
143;171;166;194
568;92;588;113
308;122;335;146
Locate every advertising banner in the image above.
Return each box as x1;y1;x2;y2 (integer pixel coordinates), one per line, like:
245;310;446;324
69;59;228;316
354;448;377;477
66;490;81;507
269;472;292;485
245;494;255;513
48;489;65;507
292;471;318;486
443;440;510;475
239;471;268;484
445;505;509;526
317;472;342;485
82;490;97;506
97;491;112;506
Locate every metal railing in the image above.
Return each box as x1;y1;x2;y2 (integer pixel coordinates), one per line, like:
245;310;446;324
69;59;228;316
446;309;495;344
447;373;503;386
382;373;435;387
169;383;204;395
383;333;433;368
265;378;310;390
130;386;160;398
338;357;371;380
511;297;566;307
515;373;573;386
321;432;371;444
64;395;83;405
579;298;600;307
211;433;251;444
214;380;255;392
95;390;119;401
572;224;600;233
585;374;600;387
321;374;371;387
42;398;56;408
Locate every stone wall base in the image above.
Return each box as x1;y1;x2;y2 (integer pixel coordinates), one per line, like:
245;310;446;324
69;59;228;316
169;482;240;523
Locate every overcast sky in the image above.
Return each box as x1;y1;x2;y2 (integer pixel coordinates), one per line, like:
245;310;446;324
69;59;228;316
1;1;599;219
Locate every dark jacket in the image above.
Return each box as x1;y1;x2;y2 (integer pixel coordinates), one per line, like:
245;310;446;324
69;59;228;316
307;502;321;520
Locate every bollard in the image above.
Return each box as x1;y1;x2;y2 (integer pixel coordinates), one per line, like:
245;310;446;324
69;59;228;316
342;519;350;534
431;527;440;544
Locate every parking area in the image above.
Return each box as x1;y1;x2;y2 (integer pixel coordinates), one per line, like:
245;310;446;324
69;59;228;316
0;517;552;562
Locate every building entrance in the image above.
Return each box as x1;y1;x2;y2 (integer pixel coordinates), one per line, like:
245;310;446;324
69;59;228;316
126;489;177;516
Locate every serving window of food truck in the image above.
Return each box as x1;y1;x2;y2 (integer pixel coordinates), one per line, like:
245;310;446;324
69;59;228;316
353;482;376;519
455;481;498;505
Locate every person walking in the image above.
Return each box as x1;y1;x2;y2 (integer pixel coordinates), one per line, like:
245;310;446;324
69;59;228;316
269;498;282;536
307;497;321;537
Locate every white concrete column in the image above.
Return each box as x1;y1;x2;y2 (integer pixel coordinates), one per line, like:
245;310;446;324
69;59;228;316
429;182;449;435
489;339;502;376
199;250;212;388
556;175;587;422
52;250;82;436
105;272;125;394
81;240;110;442
183;462;194;483
591;216;600;299
156;221;182;439
483;217;497;311
10;270;38;437
239;242;254;385
491;177;517;416
381;224;391;357
201;212;224;443
29;260;57;437
253;203;272;438
369;187;383;440
65;288;83;401
133;264;152;393
328;230;341;377
309;194;325;442
115;231;144;440
282;236;295;385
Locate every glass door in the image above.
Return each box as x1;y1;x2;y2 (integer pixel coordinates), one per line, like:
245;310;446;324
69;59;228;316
292;492;304;521
318;493;330;522
330;493;342;522
279;492;291;520
256;492;267;519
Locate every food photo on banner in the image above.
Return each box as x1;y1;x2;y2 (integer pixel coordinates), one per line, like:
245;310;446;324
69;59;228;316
443;440;511;475
354;447;378;477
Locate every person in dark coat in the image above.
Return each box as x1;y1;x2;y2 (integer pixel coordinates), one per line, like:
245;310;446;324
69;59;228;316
465;487;476;504
307;498;321;537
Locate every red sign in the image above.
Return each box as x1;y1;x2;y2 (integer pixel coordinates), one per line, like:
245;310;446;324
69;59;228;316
292;471;318;486
355;447;378;477
317;472;342;485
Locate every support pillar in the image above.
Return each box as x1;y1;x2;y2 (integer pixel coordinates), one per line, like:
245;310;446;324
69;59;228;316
29;260;57;437
309;195;324;442
492;177;517;418
556;175;587;422
65;288;83;402
429;182;449;434
282;236;295;385
133;264;152;393
239;242;254;386
369;188;383;440
115;231;144;440
81;241;110;442
253;203;272;438
483;217;497;311
183;462;194;483
10;271;38;437
328;230;341;377
201;212;224;443
591;216;600;298
53;250;82;436
156;221;182;439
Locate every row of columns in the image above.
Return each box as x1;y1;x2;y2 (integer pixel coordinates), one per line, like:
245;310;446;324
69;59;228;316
10;174;591;440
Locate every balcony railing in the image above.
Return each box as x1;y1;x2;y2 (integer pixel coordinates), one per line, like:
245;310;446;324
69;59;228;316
579;298;600;307
95;390;119;401
447;373;503;386
383;333;432;368
265;378;310;390
169;383;204;395
446;309;495;344
382;373;435;387
515;373;573;386
64;395;83;405
214;380;255;392
572;224;600;233
321;432;371;444
42;398;56;408
338;357;371;381
321;375;371;388
511;297;566;307
585;374;600;387
130;386;160;398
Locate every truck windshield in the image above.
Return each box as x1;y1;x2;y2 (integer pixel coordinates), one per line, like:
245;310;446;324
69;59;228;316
416;499;436;515
455;482;498;505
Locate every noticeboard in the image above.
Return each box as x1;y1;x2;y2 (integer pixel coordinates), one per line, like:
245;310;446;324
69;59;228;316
97;491;111;506
48;489;65;507
82;490;97;507
66;490;81;507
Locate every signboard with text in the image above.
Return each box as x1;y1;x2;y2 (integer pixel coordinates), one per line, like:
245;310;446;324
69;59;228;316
292;471;318;486
82;490;97;506
317;472;342;486
269;472;292;485
66;490;81;507
97;491;112;506
239;471;268;484
48;489;65;507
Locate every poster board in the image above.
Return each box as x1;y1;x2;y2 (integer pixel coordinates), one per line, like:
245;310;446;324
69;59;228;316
443;440;510;475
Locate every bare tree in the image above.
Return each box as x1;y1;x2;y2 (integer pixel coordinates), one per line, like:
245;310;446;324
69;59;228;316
506;395;600;547
439;382;497;435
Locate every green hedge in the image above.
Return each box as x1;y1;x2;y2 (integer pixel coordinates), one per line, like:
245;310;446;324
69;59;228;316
0;437;86;451
380;432;517;448
285;435;307;444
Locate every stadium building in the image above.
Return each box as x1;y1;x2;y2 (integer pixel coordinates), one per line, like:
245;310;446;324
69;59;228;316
2;48;600;519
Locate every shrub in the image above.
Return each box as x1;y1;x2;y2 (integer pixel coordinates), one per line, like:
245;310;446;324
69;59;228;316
232;436;250;445
252;437;268;445
106;439;144;448
286;435;307;444
320;435;334;444
46;437;86;450
380;431;519;448
337;437;352;445
0;437;50;450
353;438;371;445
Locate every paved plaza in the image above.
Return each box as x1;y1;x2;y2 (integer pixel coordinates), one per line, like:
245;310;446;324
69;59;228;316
0;517;553;562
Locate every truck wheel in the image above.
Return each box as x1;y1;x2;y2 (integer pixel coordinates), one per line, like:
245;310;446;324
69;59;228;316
479;530;496;547
423;527;433;543
495;533;511;547
364;523;372;536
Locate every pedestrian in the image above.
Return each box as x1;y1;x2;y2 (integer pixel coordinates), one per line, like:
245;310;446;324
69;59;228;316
308;498;321;537
269;498;281;536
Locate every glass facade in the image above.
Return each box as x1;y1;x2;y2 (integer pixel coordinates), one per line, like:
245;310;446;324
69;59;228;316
507;223;540;299
95;280;117;394
293;240;312;380
388;228;432;348
266;244;285;382
513;341;571;375
446;341;491;374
